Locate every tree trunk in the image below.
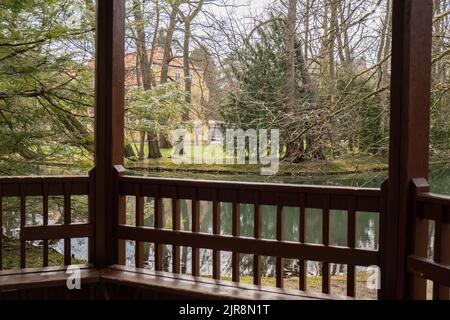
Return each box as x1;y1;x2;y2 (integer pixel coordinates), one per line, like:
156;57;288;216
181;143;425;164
147;131;162;159
139;130;145;160
283;0;306;163
182;20;192;121
328;0;339;158
179;1;204;120
132;0;153;91
160;5;178;84
125;144;136;158
304;0;310;61
285;0;297;114
377;0;392;151
159;132;173;149
132;0;162;159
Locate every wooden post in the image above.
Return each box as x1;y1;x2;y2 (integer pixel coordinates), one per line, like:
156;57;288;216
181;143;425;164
382;0;433;300
95;0;125;268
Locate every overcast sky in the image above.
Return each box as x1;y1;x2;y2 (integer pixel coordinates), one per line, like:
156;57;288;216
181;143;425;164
202;0;271;20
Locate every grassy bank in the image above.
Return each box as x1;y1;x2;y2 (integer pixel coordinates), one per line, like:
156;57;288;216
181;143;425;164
127;146;449;177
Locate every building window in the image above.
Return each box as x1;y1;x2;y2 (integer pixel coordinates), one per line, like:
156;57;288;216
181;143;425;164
175;72;181;82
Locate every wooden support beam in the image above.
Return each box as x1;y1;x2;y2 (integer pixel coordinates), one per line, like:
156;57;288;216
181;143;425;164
382;0;433;300
95;0;125;268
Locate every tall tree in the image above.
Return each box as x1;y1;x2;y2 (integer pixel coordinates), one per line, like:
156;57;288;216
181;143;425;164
131;0;162;159
176;0;205;117
160;4;179;84
0;0;96;173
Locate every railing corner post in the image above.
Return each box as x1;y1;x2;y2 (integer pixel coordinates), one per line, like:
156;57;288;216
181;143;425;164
113;165;126;265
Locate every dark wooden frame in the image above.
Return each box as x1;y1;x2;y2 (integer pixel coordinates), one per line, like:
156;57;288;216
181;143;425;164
94;0;125;268
382;0;435;300
0;0;448;300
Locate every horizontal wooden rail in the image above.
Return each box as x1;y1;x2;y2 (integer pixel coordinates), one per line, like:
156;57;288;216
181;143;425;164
116;225;379;266
0;176;89;197
119;175;381;211
416;192;450;223
21;224;93;241
407;255;450;287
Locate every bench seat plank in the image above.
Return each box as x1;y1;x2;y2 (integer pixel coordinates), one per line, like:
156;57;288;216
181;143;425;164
0;265;348;300
101;265;346;300
0;265;98;291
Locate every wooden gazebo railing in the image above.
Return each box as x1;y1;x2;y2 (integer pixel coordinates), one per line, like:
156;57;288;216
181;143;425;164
407;180;450;300
115;168;383;297
0;175;94;269
0;0;449;300
0;172;448;300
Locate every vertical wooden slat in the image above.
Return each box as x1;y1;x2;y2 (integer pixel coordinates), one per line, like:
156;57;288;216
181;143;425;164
115;166;127;266
42;183;49;267
212;189;221;280
135;185;144;268
64;182;71;266
408;179;430;299
155;187;164;271
439;204;450;300
299;194;307;291
276;205;284;288
378;179;388;299
347;196;356;297
172;187;181;274
88;168;96;264
253;191;262;285
433;208;441;300
0;185;2;270
232;190;240;283
191;190;200;276
322;194;330;294
20;185;26;268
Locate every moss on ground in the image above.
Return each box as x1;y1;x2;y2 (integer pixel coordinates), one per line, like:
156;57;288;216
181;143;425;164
127;148;449;177
2;238;86;270
129;154;388;176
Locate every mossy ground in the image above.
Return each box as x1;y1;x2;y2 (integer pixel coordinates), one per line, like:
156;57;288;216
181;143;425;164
127;145;449;177
127;146;389;176
2;238;86;270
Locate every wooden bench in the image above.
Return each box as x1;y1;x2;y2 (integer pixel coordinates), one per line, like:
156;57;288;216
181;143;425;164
0;265;345;300
100;265;346;300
